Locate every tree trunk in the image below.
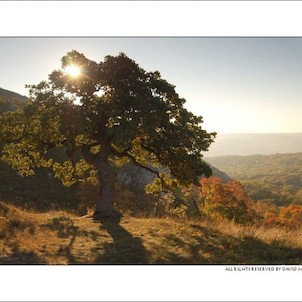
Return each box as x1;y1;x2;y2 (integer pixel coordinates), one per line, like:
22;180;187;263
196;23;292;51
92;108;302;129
92;157;121;220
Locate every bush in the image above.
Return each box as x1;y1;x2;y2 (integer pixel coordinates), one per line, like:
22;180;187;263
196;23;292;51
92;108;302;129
200;178;254;224
263;204;302;228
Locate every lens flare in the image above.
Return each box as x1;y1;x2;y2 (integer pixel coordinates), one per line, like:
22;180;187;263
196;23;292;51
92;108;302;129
64;65;81;77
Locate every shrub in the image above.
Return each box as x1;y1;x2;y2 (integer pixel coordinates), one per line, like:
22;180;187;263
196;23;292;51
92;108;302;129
200;178;254;224
263;204;302;229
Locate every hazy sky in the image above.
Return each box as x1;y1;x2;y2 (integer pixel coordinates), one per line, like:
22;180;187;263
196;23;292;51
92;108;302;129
1;37;302;134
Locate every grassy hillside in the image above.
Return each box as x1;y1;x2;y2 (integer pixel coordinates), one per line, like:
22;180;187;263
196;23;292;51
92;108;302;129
1;200;302;264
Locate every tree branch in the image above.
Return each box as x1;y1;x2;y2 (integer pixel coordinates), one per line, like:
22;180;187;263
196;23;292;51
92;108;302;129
111;145;132;158
120;151;161;178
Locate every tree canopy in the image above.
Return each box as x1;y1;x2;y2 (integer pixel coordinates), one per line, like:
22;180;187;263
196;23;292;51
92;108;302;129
0;50;216;219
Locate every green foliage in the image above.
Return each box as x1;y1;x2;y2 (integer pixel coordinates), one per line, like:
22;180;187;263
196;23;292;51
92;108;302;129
51;159;95;187
0;50;215;214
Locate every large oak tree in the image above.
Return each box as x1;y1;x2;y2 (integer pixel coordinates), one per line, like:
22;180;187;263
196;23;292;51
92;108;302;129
0;51;216;219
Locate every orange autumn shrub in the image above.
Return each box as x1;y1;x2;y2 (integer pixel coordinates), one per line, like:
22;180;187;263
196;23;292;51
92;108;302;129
200;177;254;224
263;204;302;228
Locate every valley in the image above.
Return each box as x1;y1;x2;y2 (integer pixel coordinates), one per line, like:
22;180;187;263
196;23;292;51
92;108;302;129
206;153;302;207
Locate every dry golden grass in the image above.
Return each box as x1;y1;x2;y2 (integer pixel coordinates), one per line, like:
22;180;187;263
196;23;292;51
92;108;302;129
210;219;302;248
1;200;302;264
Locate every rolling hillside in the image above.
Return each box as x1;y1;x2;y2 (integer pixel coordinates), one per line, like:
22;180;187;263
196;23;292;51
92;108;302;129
1;200;302;264
206;153;302;206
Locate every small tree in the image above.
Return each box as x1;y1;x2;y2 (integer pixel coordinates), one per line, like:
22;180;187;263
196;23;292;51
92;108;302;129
200;177;253;224
0;50;215;219
264;204;302;228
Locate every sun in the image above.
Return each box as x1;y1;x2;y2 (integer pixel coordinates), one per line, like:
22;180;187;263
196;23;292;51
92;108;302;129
64;64;81;77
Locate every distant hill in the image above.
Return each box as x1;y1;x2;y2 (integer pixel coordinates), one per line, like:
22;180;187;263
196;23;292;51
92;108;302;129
0;87;28;102
205;133;302;156
206;153;302;179
206;153;302;206
0;87;28;113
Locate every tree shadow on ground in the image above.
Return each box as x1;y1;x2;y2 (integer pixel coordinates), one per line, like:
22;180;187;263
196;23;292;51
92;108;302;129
43;216;79;263
161;223;302;264
93;217;148;264
0;246;42;264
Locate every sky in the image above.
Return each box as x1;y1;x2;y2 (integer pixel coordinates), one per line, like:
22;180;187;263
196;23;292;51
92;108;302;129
2;2;302;301
1;37;302;134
